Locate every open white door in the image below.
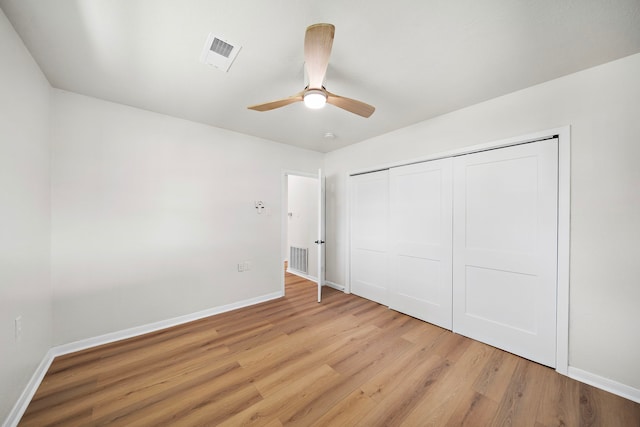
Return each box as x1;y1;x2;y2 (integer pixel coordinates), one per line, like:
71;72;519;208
316;168;325;302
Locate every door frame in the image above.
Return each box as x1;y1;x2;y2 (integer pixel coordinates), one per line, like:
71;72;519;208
280;170;320;296
345;126;571;375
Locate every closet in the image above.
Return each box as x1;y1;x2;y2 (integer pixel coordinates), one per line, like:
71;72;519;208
349;138;558;367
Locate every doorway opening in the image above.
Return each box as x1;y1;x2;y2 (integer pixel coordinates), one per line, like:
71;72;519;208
281;171;324;300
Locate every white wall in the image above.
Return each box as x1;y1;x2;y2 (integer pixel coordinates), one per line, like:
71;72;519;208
324;53;640;392
287;175;318;278
0;9;53;421
50;90;323;345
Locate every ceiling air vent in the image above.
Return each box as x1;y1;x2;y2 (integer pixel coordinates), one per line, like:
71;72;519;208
200;33;241;72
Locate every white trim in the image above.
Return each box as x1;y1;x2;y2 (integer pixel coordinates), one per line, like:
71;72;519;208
325;280;345;292
3;349;56;427
344;176;353;294
285;267;345;293
286;268;318;283
345;126;571;376
2;291;282;427
555;126;571;376
568;367;640;404
348;127;568;176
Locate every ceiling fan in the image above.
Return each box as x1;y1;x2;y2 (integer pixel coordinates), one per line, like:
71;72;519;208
247;23;375;118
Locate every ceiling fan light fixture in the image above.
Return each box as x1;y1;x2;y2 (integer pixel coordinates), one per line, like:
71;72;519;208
303;89;327;109
247;24;374;117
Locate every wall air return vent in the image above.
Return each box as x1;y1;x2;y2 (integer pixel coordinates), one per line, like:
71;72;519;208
200;33;241;72
289;247;309;274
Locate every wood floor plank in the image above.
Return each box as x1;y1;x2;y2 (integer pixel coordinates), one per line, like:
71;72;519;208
398;339;493;426
90;361;243;423
217;364;341;427
309;388;377;427
489;358;550;426
278;335;415;426
534;366;580;427
251;324;379;397
444;389;499;426
400;320;447;345
472;347;521;403
359;344;441;403
578;382;640;427
37;325;225;399
357;353;448;426
97;366;262;426
18;268;640;426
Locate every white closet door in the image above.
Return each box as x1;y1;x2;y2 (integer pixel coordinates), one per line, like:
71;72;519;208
350;170;389;305
389;159;453;329
453;139;558;367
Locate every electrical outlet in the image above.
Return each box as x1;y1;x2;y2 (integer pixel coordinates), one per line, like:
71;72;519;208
15;316;22;342
237;263;244;272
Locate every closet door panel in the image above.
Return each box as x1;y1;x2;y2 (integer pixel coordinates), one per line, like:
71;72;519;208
350;170;389;305
389;159;453;329
452;139;558;367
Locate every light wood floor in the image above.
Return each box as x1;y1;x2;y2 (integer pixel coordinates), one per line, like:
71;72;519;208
20;270;640;426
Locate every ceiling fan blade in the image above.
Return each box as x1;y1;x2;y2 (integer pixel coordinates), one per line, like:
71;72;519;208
304;23;334;89
326;91;375;118
247;92;304;112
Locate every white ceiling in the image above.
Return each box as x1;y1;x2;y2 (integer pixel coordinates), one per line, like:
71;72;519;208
2;0;640;152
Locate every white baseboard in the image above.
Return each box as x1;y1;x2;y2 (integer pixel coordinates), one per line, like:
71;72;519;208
325;280;345;292
286;268;318;283
53;291;283;356
284;270;346;293
568;366;640;404
2;291;283;427
3;349;55;427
